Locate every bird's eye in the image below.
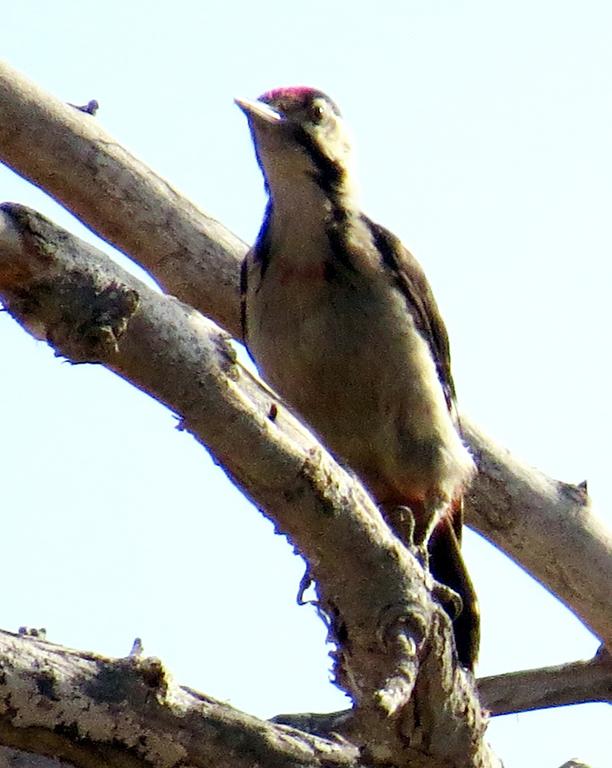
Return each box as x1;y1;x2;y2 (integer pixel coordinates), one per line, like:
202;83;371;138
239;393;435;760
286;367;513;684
309;101;326;124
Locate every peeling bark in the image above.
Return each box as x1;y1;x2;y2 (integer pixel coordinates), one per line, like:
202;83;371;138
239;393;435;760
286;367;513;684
0;630;362;768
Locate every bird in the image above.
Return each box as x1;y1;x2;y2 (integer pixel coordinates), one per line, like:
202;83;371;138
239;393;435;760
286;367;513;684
236;86;479;670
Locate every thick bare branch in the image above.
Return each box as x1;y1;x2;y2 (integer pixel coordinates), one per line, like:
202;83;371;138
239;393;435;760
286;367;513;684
0;205;497;768
464;423;612;651
0;61;610;653
0;630;362;768
0;59;244;337
1;61;610;768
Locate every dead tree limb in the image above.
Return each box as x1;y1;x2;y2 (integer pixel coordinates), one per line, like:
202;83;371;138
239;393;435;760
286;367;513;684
463;420;612;647
0;60;610;650
0;204;499;768
0;59;244;337
477;647;612;715
273;649;612;731
0;630;362;768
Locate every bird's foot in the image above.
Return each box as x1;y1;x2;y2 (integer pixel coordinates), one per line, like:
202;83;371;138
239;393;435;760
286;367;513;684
431;580;463;621
381;504;417;547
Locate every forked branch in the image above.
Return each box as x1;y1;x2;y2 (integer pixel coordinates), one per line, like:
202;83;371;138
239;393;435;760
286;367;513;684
0;59;610;649
1;59;612;768
0;204;497;767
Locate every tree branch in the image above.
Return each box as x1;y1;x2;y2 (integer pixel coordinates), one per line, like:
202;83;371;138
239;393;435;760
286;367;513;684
464;424;612;652
0;204;498;768
0;59;244;337
0;630;363;768
0;59;610;651
272;650;612;729
478;647;612;715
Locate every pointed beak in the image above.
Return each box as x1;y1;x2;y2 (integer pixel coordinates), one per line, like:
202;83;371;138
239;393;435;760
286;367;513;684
234;97;283;125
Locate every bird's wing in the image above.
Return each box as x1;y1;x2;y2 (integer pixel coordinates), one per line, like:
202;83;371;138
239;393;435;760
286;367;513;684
365;218;457;412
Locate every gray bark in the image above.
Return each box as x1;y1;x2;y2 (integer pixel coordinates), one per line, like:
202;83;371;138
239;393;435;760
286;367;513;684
0;60;609;649
0;59;611;767
0;205;499;768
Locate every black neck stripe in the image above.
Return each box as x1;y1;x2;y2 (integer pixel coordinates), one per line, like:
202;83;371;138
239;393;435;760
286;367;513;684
252;200;273;281
254;134;356;277
290;127;358;272
293;126;345;198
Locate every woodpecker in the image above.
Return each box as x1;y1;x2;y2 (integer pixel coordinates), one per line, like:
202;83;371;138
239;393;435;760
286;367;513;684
236;87;479;670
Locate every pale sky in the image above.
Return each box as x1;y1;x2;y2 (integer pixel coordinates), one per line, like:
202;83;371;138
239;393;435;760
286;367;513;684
1;3;611;766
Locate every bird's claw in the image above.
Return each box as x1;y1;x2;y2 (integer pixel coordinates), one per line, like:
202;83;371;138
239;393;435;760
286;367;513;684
381;504;417;549
431;581;463;621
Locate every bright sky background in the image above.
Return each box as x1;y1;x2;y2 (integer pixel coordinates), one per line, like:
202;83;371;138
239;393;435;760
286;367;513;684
1;2;611;767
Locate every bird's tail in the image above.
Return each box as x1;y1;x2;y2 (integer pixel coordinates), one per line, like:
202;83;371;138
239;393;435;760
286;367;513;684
428;499;480;670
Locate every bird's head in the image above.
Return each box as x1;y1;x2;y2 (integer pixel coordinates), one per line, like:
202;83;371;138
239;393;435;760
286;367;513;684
235;87;354;198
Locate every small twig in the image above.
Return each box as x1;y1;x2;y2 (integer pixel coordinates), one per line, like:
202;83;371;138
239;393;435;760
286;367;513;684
478;651;612;716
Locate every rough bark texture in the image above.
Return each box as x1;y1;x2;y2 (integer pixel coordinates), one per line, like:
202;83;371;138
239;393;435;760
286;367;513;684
0;62;609;652
0;206;499;768
0;60;611;768
273;649;612;728
0;630;362;768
